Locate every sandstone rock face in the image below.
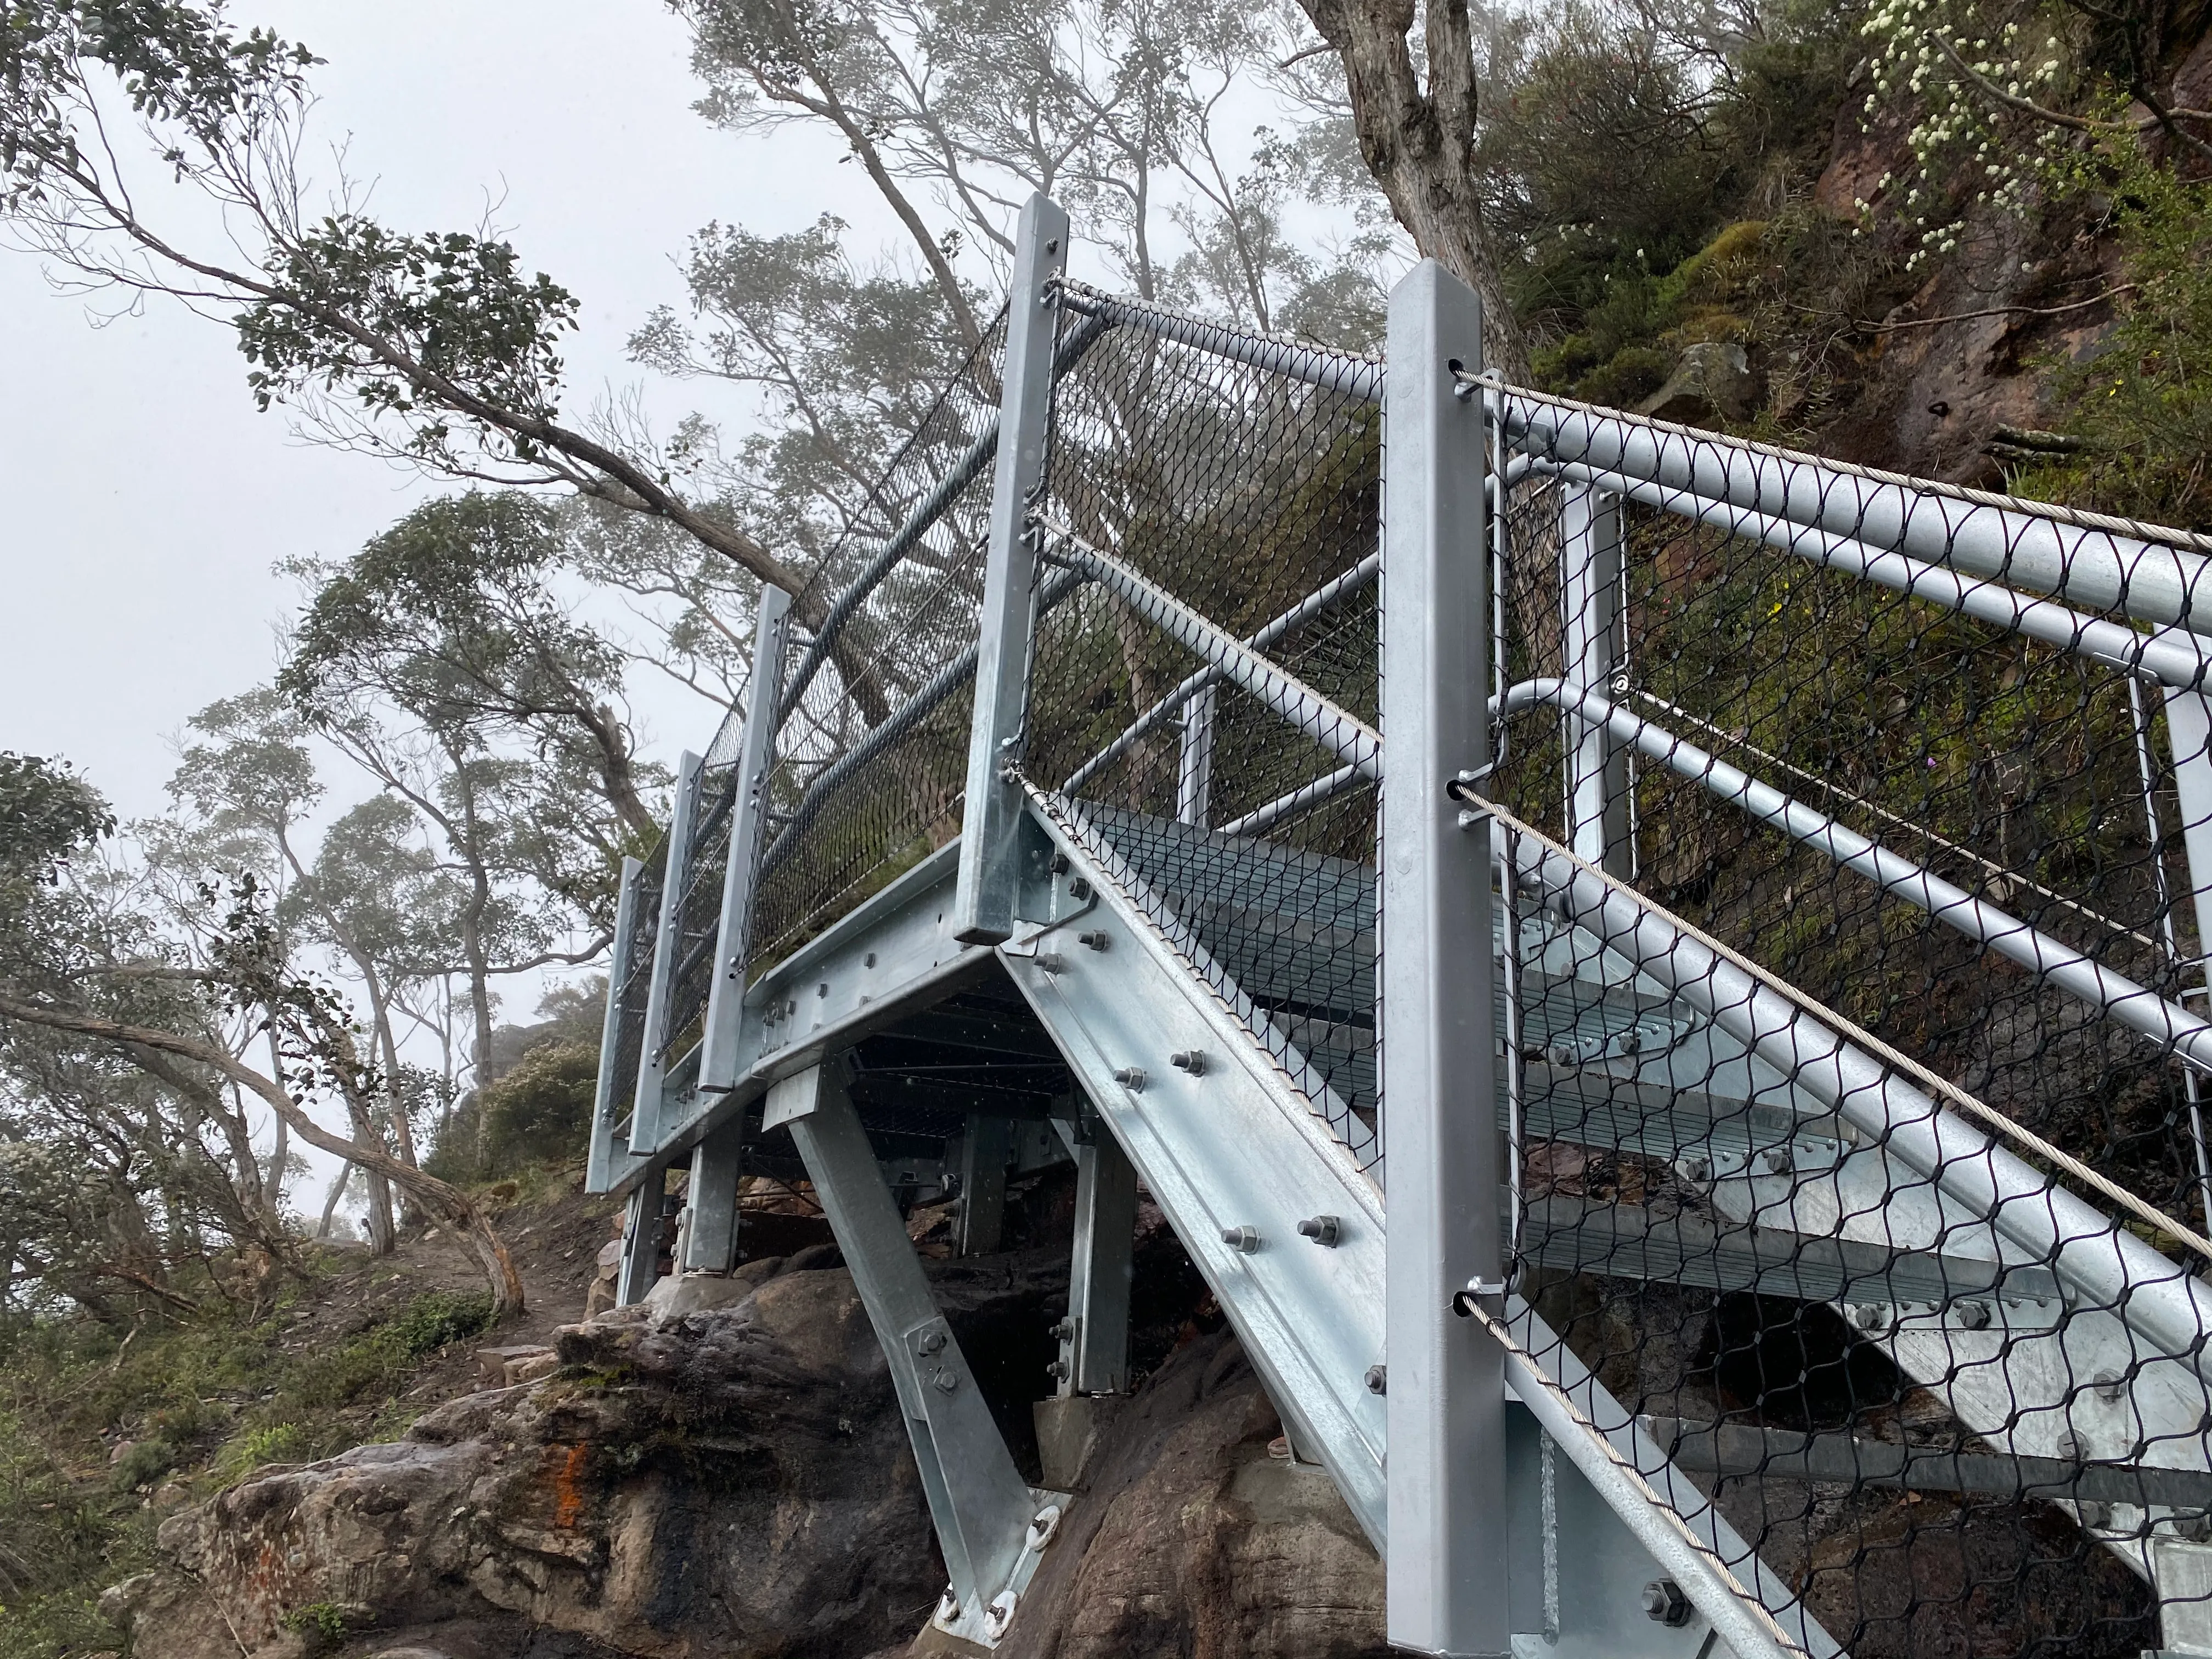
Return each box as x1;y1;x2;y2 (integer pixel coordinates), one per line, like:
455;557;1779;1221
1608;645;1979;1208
120;1244;1386;1659
1001;1326;1385;1659
135;1265;946;1659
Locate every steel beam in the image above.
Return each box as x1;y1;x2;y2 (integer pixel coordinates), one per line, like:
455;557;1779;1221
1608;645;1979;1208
1381;258;1508;1657
629;751;706;1155
955;192;1070;945
699;585;794;1093
616;1179;663;1308
1063;1108;1137;1395
957;1116;1011;1256
588;856;647;1194
682;1118;744;1274
773;1061;1042;1637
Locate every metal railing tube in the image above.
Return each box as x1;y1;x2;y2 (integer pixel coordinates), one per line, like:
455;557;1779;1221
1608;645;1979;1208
1523;455;2212;689
1054;285;1383;402
777;312;1115;724
757;568;1090;878
1497;678;2212;1074
1502;830;2212;1381
1217;763;1365;838
1043;522;1383;779
1061;551;1381;798
1499;393;2212;636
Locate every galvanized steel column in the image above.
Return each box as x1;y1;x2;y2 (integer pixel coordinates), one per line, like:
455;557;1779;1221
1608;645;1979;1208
628;750;706;1155
955;192;1070;944
699;584;795;1093
585;855;646;1195
1380;259;1510;1657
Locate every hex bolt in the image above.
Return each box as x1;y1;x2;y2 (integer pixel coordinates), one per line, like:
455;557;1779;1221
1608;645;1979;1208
1170;1049;1207;1075
816;981;828;998
1854;1304;1888;1331
936;1590;962;1626
1048;851;1069;874
1364;1364;1387;1395
1049;1317;1078;1341
1762;1146;1795;1175
1221;1225;1260;1253
1676;1155;1713;1184
1640;1579;1692;1627
1077;929;1110;951
2094;1368;2127;1403
1046;1358;1070;1380
1068;876;1092;900
1113;1065;1147;1092
1297;1215;1342;1246
933;1367;960;1394
1956;1300;1993;1330
917;1329;946;1356
1036;952;1067;974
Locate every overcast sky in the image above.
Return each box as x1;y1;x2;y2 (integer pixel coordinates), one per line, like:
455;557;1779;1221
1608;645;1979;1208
0;0;872;820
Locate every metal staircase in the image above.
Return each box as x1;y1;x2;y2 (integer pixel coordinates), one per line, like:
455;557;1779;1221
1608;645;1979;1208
588;193;2212;1658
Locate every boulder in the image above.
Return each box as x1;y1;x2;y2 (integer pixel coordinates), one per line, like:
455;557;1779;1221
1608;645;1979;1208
1638;341;1757;426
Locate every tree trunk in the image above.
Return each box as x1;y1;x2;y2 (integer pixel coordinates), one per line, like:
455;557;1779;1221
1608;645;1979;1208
1295;0;1532;383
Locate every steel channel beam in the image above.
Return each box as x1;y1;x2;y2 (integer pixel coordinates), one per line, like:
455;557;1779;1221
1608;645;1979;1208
699;587;795;1092
629;751;706;1156
587;856;647;1194
1008;793;1391;1547
1045;524;1381;779
1496;678;2212;1072
682;1118;743;1274
955;192;1070;946
1524;454;2212;689
611;842;983;1194
615;1181;661;1308
1499;393;2212;636
1063;1114;1137;1394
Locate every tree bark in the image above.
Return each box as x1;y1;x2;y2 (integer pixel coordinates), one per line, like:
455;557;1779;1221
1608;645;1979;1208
0;992;526;1315
1294;0;1532;382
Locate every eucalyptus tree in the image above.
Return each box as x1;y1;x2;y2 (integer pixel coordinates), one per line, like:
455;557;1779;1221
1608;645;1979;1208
0;754;527;1314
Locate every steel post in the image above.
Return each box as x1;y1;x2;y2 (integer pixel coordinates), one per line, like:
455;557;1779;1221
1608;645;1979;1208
616;1178;663;1308
587;856;646;1194
629;751;706;1155
1062;1109;1137;1395
1558;484;1628;874
1380;259;1509;1656
1177;683;1217;827
955;192;1070;944
682;1118;744;1274
771;1062;1041;1626
957;1116;1011;1256
700;585;795;1093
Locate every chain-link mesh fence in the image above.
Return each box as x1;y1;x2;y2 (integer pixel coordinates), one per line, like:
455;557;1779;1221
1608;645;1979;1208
740;308;1014;970
1479;385;2212;1657
1029;286;1385;1166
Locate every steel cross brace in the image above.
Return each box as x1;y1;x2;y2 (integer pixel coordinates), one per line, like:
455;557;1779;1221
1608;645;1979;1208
766;1060;1063;1647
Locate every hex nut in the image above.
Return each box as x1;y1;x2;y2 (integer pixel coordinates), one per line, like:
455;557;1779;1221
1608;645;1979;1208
1113;1065;1147;1092
1641;1579;1692;1627
1956;1300;1993;1330
1170;1049;1207;1075
1077;929;1110;951
1221;1225;1260;1254
1364;1364;1387;1395
1296;1215;1342;1246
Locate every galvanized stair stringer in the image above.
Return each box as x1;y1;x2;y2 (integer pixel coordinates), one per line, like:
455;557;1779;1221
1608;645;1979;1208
1007;787;1839;1658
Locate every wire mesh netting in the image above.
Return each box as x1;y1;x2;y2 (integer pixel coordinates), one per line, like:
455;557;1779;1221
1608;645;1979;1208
742;308;1013;972
1029;287;1385;1166
1479;386;2212;1656
604;834;665;1129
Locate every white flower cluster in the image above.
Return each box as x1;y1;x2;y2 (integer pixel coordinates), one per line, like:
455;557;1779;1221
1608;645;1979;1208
1858;0;2074;266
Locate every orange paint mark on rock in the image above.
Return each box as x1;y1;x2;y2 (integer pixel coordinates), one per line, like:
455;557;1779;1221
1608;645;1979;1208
551;1442;589;1528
